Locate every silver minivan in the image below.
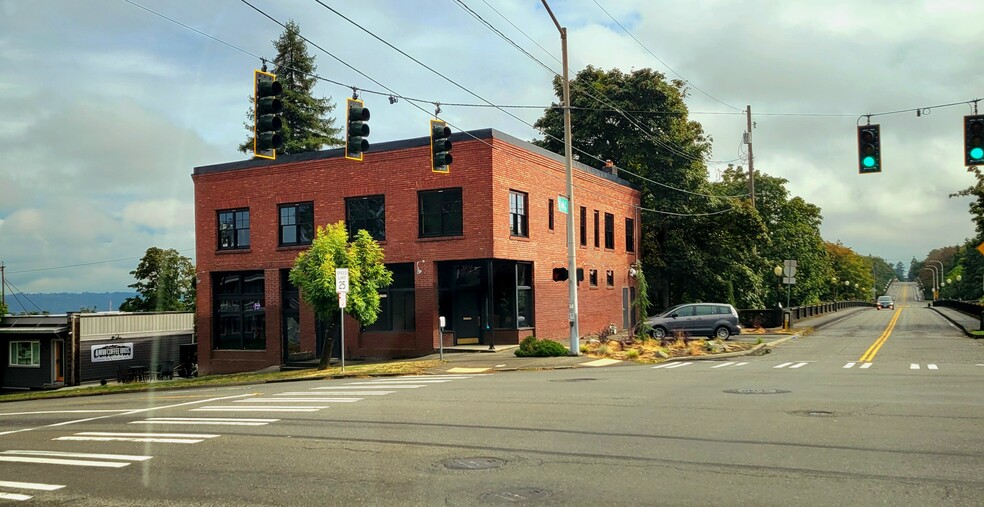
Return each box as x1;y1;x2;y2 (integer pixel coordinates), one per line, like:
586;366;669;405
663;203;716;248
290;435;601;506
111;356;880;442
646;303;742;340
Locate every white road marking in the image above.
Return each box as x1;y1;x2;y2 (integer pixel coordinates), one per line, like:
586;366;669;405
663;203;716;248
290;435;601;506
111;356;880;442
0;492;32;501
233;398;362;403
860;363;873;369
789;362;809;369
313;385;423;389
301;390;394;395
0;450;150;468
54;432;219;444
843;362;856;368
652;362;689;369
773;362;793;368
0;410;129;417
399;375;485;379
350;381;446;385
910;363;920;370
928;364;939;370
191;407;322;412
132;418;278;426
711;362;736;368
0;481;65;491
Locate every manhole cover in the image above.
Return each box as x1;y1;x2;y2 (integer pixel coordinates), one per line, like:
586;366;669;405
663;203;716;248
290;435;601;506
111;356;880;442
480;487;551;503
550;378;597;382
723;388;791;395
443;457;506;470
790;410;837;417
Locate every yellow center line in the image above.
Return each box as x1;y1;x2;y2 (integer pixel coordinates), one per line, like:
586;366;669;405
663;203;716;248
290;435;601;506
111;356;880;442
859;307;902;362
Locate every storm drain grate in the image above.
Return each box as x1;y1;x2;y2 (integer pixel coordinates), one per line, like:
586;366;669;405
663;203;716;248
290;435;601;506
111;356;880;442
723;388;791;395
443;457;506;470
480;487;551;503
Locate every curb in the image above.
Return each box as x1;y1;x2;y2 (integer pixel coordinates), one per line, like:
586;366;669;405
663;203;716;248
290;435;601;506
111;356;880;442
928;306;981;338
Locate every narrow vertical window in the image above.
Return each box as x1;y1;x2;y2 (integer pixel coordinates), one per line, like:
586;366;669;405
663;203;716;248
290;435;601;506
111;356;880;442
593;210;600;248
625;217;635;253
604;213;615;249
548;199;554;231
579;207;587;246
509;190;528;237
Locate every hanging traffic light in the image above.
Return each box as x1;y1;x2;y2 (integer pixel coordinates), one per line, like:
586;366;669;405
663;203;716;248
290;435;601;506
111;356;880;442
857;124;881;174
253;70;283;160
345;98;370;161
430;119;452;173
965;114;984;166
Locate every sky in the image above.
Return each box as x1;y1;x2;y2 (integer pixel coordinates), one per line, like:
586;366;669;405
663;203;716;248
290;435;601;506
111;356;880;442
1;0;982;296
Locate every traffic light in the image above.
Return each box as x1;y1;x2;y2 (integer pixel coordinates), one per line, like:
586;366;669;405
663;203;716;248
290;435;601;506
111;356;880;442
345;98;370;161
965;114;984;166
857;124;881;174
253;70;283;160
552;267;568;282
430;119;452;173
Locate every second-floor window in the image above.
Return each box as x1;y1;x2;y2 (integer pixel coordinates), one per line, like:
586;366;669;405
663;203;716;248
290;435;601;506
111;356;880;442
279;202;314;246
579;207;587;246
509;190;528;237
548;199;554;231
604;212;615;249
419;188;463;238
218;208;250;250
346;195;386;241
594;210;600;248
625;217;635;253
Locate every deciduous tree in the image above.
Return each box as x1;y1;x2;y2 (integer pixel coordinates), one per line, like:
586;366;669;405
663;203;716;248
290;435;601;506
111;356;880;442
119;247;195;312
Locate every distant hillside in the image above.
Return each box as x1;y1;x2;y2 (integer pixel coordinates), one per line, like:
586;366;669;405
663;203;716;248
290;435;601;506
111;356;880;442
3;292;137;314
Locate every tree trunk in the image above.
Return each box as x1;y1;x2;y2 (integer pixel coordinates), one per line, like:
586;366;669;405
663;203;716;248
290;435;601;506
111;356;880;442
318;328;334;370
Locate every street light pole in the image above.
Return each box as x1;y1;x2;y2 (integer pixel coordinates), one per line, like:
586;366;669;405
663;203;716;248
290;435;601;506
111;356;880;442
929;260;944;291
542;0;579;355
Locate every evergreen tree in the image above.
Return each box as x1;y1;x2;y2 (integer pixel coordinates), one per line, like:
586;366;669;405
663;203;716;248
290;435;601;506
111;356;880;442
239;20;343;156
119;247;196;312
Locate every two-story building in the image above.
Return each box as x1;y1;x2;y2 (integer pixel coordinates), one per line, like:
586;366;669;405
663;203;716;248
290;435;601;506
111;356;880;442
192;128;642;375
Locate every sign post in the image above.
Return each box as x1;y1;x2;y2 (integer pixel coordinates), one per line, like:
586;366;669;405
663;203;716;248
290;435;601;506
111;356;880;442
782;260;798;310
336;268;349;372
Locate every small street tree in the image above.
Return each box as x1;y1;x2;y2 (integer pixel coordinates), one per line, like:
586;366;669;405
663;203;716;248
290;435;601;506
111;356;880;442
238;20;343;156
119;247;195;312
289;222;392;369
0;298;7;316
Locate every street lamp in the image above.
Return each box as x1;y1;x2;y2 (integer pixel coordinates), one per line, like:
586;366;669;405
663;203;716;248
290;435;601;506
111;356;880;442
929;260;944;290
832;276;839;300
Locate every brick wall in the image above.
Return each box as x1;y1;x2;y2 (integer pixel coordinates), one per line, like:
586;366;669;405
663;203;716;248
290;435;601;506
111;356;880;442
193;131;640;374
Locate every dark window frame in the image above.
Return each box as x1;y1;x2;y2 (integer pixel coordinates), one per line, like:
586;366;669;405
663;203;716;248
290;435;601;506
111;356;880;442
509;190;529;238
346;195;386;241
278;202;314;247
606;270;615;287
593;210;600;248
8;341;41;367
625;217;636;253
213;271;266;350
366;263;416;333
579;207;587;246
589;269;599;287
548;199;554;231
217;208;250;250
418;188;463;238
604;212;615;250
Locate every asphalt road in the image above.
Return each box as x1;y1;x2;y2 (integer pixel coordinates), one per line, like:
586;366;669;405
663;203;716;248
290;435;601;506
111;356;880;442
1;283;983;506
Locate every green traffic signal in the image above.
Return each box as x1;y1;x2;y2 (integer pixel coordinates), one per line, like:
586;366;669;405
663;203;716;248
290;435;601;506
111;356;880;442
345;98;370;161
965;115;984;166
253;70;283;159
857;124;881;174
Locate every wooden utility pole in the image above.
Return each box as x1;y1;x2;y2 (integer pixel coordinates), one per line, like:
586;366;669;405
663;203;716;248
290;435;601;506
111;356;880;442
746;105;755;207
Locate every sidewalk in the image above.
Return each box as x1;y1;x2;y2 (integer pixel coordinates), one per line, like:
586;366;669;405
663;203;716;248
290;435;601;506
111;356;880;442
929;304;983;337
417;306;872;375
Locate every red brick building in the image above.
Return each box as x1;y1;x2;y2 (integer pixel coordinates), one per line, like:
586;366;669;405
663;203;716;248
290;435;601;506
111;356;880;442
192;129;641;374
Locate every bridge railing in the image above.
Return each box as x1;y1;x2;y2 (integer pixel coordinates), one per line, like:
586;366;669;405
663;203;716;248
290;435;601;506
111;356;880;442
738;300;874;329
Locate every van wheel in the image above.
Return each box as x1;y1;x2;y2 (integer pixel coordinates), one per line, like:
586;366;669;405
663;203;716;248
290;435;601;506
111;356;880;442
714;326;731;340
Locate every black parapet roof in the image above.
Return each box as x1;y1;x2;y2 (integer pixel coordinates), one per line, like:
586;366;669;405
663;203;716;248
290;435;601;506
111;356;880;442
193;128;638;190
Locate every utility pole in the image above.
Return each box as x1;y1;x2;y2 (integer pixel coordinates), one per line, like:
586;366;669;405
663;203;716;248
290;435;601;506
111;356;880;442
745;105;755;207
542;0;580;355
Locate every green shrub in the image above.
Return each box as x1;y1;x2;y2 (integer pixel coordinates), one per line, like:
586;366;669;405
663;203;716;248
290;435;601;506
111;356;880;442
515;336;569;357
625;349;640;360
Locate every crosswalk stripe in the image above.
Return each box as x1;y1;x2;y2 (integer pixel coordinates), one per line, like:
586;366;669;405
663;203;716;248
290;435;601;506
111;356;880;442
287;390;394;395
928;364;939;370
0;492;33;501
789;362;809;369
860;363;872;369
911;363;920;370
0;450;150;468
398;375;481;379
843;362;856;368
233;398;362;403
190;407;323;412
0;456;131;468
711;362;735;368
54;432;218;444
774;362;793;368
0;481;65;491
345;382;433;386
132;418;278;426
313;385;422;389
1;450;151;461
366;379;452;383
